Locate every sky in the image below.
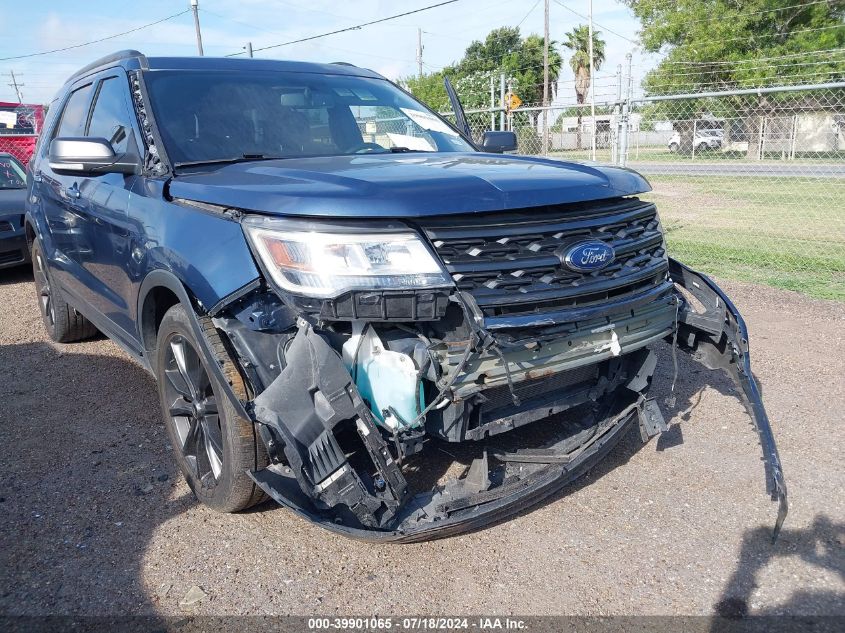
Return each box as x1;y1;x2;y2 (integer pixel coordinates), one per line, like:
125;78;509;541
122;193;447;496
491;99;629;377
0;0;661;106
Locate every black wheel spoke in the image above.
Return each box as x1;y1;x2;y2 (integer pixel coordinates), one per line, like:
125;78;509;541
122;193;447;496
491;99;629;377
169;338;204;400
164;368;192;399
202;395;218;416
201;418;223;479
182;417;202;455
168;396;193;418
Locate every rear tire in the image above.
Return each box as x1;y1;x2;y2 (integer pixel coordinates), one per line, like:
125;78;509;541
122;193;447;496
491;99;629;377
155;303;268;512
31;239;98;343
668;142;679;153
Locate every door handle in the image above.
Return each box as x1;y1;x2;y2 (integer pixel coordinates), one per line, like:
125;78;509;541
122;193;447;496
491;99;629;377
64;183;81;199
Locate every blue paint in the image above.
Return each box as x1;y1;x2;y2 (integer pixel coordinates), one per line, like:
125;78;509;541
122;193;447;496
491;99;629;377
168;153;651;218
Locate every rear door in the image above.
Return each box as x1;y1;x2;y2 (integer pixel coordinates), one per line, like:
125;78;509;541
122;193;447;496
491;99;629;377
35;81;95;300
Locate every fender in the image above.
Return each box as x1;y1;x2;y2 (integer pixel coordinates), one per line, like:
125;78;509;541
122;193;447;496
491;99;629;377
24;211;49;255
137;269;252;421
669;258;788;541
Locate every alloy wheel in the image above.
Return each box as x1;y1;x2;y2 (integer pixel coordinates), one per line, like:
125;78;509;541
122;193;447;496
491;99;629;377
33;250;55;327
162;334;224;487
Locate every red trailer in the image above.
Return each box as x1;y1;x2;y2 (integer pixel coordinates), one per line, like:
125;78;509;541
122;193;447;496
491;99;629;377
0;101;44;166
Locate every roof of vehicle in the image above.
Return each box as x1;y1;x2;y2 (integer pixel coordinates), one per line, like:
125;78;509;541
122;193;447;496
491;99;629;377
65;50;384;85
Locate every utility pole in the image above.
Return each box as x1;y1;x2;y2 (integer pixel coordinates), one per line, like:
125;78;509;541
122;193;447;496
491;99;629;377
490;74;495;131
190;0;204;56
588;0;596;161
507;78;514;132
499;72;506;131
542;0;549;155
5;70;24;103
612;63;621;163
618;52;632;167
416;28;424;78
246;42;254;58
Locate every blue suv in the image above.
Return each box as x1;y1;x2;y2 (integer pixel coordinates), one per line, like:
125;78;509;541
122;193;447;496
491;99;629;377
25;51;786;541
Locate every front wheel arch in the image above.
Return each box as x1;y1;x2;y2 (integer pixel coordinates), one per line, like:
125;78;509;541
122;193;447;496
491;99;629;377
137;270;251;420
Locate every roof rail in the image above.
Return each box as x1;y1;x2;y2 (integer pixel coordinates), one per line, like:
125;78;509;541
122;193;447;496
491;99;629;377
66;50;147;84
331;62;358;67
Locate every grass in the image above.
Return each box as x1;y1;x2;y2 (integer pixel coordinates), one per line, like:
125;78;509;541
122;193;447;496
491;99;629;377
641;175;845;301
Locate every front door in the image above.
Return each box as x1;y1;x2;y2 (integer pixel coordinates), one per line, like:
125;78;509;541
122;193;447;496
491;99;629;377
67;73;140;344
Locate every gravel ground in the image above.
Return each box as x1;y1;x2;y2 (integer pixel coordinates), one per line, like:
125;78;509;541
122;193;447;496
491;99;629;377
0;265;842;616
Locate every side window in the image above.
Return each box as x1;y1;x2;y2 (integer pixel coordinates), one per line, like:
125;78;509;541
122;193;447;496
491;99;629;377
87;76;134;154
54;84;93;138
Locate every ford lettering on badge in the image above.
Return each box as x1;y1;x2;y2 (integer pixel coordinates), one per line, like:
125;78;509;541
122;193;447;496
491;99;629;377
561;240;616;273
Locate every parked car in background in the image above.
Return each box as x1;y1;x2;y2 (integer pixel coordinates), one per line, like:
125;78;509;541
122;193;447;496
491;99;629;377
668;128;724;153
24;51;786;542
0;152;29;269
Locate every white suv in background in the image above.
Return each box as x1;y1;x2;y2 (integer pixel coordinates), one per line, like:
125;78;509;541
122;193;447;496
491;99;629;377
668;128;724;152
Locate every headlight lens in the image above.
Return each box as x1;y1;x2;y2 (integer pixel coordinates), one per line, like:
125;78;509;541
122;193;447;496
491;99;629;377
243;220;452;298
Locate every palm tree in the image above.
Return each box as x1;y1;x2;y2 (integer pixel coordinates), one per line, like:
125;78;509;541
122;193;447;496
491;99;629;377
563;25;606;149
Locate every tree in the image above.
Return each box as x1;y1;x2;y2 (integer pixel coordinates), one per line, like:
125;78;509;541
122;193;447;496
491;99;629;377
625;0;845;155
403;71;451;112
562;25;606;149
402;26;563;122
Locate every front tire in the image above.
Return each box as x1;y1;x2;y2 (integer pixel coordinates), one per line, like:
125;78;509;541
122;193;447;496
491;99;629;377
155;304;267;512
31;239;98;343
668;142;679;153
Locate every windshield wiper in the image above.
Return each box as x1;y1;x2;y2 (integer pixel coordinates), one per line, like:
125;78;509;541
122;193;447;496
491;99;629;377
173;154;286;170
389;147;433;153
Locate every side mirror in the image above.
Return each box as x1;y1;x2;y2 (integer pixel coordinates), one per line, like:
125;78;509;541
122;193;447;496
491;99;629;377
49;137;138;176
480;130;518;153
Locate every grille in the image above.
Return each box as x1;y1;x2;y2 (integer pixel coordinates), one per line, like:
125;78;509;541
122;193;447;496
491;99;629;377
480;363;598;413
418;198;669;321
0;220;14;233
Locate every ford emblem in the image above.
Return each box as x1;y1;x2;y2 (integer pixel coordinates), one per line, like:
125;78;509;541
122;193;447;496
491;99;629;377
560;240;615;273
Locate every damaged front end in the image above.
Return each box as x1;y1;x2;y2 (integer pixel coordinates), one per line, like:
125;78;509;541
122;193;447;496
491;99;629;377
206;200;787;542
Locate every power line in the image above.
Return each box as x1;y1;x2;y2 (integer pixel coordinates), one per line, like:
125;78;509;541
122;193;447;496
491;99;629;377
656;47;845;66
0;10;190;61
659;0;831;25
552;0;639;45
518;0;542;28
647;57;845;79
226;0;463;57
199;6;426;68
690;24;845;47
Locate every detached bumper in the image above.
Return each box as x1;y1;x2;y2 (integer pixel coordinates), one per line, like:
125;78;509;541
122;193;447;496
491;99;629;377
251;396;641;543
669;258;788;541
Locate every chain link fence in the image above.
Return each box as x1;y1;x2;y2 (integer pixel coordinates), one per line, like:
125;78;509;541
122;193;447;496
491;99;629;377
0;102;44;166
440;83;845;300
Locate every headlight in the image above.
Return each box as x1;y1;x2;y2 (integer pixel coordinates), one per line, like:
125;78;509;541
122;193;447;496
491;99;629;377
243;218;453;298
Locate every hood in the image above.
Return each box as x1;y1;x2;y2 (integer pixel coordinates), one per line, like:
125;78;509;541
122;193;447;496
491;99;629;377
167;153;651;218
0;188;27;216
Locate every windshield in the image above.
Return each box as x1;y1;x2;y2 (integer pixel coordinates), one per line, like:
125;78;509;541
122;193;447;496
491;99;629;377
0;155;25;189
143;70;474;166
